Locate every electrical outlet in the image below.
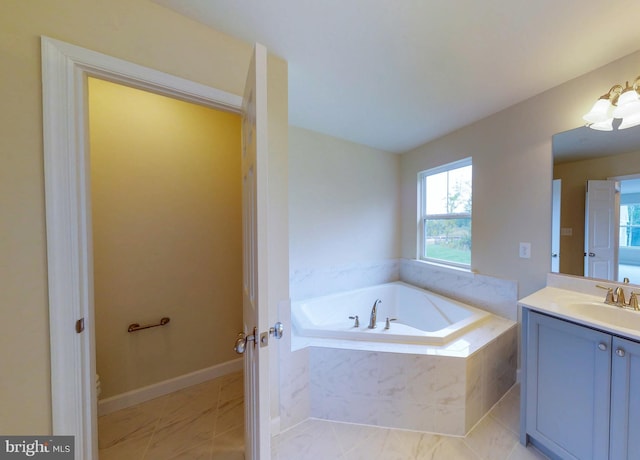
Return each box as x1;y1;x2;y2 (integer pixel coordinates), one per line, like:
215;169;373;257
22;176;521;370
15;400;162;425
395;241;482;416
519;242;531;259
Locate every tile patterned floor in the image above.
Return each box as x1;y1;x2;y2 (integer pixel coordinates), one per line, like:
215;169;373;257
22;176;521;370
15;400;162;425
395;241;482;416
99;372;546;460
98;372;244;460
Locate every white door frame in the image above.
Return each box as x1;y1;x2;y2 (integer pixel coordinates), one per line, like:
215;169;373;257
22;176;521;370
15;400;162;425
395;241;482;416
41;36;242;459
551;179;561;273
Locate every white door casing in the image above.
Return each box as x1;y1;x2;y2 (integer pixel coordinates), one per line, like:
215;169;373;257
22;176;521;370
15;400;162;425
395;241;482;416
41;37;243;459
584;180;620;280
241;43;271;459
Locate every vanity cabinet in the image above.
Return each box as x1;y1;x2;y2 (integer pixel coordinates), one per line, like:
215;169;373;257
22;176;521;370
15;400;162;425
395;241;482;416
523;309;640;460
610;336;640;459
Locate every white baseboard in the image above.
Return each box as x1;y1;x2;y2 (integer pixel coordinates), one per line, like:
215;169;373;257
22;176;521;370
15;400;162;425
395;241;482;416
98;358;243;416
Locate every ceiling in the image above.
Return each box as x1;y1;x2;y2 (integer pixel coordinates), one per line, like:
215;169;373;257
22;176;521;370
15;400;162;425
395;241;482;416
154;0;640;153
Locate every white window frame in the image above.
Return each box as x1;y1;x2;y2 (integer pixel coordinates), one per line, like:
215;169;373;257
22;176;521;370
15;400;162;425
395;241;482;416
418;157;472;268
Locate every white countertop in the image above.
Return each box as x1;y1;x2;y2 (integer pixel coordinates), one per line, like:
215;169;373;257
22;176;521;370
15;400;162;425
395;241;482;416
519;286;640;342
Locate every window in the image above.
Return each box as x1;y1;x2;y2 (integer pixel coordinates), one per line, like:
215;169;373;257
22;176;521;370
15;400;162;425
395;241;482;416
620;203;640;248
418;158;472;267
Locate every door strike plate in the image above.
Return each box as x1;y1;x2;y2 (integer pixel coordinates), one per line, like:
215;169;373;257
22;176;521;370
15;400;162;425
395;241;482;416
260;331;269;347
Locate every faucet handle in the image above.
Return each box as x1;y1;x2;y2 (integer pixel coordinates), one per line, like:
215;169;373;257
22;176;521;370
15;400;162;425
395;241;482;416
596;285;615;304
629;292;640;311
348;315;360;328
384;317;397;330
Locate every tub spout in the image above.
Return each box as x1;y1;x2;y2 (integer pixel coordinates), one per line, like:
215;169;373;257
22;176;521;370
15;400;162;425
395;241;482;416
368;299;382;329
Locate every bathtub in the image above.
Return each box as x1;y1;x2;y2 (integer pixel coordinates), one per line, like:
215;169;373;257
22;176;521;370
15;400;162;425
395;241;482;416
291;281;491;345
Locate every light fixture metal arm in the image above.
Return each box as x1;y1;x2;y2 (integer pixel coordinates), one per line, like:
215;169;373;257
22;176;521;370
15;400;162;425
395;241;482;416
600;84;623;106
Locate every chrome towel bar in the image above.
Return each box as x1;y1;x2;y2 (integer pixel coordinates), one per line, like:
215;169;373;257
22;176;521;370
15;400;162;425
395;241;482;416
128;317;170;333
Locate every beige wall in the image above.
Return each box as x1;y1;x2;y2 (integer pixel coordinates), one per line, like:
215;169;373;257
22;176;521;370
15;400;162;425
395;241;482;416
554;150;640;276
401;50;640;298
0;0;291;434
289;126;400;270
89;77;242;398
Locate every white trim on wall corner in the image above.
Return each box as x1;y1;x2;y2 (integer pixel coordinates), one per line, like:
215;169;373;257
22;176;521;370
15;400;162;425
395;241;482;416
98;358;243;416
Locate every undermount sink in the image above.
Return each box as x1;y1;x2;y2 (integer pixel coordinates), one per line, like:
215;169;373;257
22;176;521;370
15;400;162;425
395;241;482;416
565;302;640;332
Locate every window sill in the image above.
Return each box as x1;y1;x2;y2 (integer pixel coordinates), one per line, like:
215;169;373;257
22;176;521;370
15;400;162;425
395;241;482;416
408;258;475;278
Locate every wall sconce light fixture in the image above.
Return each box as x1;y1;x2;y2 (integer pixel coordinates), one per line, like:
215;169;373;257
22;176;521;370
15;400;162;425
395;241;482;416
583;76;640;131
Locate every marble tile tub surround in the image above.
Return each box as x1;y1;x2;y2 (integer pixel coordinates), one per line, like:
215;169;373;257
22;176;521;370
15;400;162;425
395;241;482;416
289;259;400;300
308;321;517;435
290;259;518;323
273;384;548;460
400;259;518;321
282;259;398;430
281;259;519;432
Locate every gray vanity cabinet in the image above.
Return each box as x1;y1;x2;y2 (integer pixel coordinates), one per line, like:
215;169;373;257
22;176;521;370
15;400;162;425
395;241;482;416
610;336;640;460
524;309;640;459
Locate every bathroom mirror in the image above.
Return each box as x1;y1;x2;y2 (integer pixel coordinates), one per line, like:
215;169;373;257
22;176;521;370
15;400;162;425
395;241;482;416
552;124;640;284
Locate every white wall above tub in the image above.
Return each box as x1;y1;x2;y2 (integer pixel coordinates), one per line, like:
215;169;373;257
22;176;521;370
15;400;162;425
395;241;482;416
288;126;401;273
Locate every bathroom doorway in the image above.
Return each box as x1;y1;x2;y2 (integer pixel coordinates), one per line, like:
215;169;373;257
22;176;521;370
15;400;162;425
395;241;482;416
87;77;244;458
43;38;284;458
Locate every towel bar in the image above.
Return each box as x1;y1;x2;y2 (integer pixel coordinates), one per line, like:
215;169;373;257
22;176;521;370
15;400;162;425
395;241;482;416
128;317;170;333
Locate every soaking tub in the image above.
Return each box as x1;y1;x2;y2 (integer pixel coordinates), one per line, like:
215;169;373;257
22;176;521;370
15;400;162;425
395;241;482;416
291;281;491;345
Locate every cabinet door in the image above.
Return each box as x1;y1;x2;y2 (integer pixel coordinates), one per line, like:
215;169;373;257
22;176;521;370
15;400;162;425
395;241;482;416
610;336;640;460
526;311;611;460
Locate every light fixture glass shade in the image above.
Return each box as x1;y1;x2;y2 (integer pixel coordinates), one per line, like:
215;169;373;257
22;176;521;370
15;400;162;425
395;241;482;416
583;98;613;124
615;100;640;122
619;111;640;130
589;118;614;131
613;89;640;118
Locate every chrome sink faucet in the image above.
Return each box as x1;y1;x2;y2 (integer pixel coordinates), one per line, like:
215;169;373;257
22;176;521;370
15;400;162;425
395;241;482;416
368;299;382;329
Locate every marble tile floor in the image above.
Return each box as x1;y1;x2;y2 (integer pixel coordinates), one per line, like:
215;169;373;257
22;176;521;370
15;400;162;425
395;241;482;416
99;372;546;460
98;371;244;460
273;384;549;460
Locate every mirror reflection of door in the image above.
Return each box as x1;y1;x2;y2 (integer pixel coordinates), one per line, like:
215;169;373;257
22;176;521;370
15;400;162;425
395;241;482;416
551;179;561;273
584;180;619;280
581;176;640;282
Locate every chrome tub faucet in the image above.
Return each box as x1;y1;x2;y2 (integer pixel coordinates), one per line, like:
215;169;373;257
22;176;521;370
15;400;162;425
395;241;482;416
368;299;382;329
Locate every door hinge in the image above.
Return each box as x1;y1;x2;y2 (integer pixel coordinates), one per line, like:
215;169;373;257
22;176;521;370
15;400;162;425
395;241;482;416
75;318;85;333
